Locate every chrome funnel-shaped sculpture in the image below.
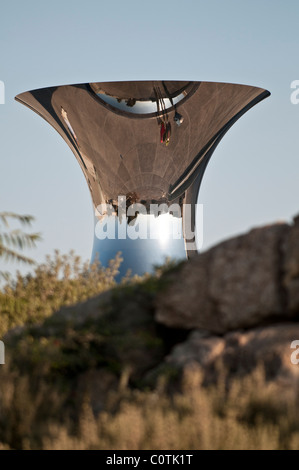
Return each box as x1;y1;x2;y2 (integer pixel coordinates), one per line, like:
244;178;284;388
15;80;270;277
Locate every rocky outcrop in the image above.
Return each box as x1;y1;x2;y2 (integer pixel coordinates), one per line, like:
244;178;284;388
163;323;299;386
148;214;299;387
155;221;296;333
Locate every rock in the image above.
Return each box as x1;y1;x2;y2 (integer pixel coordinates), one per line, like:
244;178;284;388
156;223;290;333
164;330;225;368
165;323;299;386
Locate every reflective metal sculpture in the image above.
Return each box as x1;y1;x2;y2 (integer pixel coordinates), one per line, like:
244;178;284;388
15;81;270;277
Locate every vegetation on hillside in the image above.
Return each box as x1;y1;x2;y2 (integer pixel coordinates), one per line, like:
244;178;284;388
0;249;298;450
0;250;123;337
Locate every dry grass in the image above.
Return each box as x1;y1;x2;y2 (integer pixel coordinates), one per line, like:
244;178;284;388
0;362;299;450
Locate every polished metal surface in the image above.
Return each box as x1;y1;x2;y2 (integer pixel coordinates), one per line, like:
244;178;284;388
15;80;270;277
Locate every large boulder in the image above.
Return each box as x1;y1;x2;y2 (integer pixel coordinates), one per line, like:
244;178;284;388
164;323;299;385
156;223;290;333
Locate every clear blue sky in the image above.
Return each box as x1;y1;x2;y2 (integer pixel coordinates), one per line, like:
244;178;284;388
0;0;298;276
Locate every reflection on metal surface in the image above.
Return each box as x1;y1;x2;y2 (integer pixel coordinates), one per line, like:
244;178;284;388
15;80;270;277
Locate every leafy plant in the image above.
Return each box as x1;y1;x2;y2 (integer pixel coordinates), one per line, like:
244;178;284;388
0;212;41;278
0;250;123;336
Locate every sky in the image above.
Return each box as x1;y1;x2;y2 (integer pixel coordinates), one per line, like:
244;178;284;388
0;0;298;277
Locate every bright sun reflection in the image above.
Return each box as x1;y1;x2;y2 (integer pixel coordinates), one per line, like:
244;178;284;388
157;214;170;245
125;213;182;246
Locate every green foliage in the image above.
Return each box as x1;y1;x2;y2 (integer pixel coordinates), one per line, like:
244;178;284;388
0;250;123;336
0;212;41;279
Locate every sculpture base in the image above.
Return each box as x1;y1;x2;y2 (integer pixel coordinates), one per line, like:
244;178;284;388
91;214;187;279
